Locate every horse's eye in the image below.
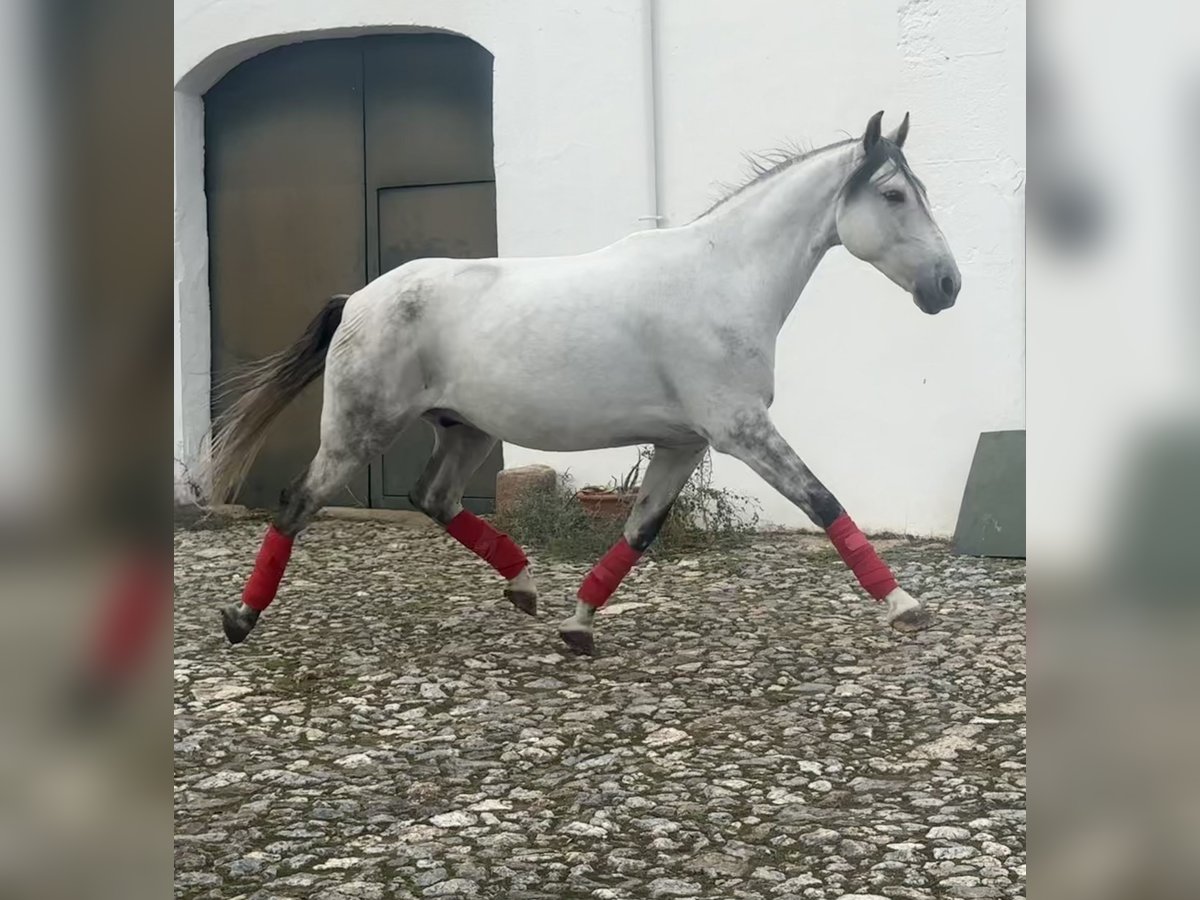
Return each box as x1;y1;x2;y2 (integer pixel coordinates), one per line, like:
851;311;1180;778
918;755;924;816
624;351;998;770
883;189;906;205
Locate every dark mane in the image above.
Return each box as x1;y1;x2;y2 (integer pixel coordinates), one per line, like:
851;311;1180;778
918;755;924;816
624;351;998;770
698;134;927;220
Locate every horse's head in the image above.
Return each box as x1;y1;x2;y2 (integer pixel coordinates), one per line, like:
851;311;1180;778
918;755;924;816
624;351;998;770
835;111;961;315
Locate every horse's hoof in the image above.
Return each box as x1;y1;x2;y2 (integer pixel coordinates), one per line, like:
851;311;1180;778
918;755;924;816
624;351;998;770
558;625;595;657
889;603;934;634
220;602;259;645
504;589;538;616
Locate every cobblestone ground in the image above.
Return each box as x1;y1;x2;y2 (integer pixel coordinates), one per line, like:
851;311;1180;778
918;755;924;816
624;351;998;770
174;518;1026;900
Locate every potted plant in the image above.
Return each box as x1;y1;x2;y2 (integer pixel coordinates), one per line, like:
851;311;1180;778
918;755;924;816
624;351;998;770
576;451;644;520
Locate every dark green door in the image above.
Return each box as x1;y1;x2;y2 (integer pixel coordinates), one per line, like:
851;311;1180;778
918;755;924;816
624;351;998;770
206;35;501;512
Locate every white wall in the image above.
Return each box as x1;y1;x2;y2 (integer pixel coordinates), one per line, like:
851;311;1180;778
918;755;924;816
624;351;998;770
174;0;1025;535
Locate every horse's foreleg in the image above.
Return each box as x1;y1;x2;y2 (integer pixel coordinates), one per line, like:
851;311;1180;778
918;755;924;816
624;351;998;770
710;407;931;633
560;442;707;656
409;423;539;615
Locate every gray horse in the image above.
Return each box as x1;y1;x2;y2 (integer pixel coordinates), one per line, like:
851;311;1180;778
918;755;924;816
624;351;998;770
210;111;961;656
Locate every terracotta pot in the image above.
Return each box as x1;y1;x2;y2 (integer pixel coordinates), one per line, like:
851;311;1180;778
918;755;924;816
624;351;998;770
576;489;637;520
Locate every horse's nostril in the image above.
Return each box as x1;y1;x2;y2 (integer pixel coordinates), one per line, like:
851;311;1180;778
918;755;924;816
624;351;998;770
940;276;956;297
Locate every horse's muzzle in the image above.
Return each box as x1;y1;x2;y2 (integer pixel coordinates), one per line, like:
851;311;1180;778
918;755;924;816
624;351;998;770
914;262;961;314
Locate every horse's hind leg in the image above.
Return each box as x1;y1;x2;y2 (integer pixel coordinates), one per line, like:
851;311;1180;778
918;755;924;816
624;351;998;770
220;406;416;644
408;420;539;615
560;442;707;655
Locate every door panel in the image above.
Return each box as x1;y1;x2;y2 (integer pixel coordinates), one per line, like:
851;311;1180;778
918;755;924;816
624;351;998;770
377;182;498;270
206;40;368;510
363;36;501;512
363;35;495;188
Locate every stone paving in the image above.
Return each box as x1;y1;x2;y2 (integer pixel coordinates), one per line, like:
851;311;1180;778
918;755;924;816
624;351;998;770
174;517;1026;900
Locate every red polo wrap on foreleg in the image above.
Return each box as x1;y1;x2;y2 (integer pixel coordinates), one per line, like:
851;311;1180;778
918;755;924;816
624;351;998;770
578;538;642;607
446;510;528;579
242;525;294;611
826;513;896;601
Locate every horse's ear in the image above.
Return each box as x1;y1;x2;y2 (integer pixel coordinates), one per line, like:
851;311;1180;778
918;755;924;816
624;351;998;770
863;110;884;152
889;111;910;148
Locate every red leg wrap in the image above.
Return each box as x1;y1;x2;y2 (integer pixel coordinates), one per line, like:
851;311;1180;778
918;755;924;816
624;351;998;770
826;513;897;601
578;538;642;608
90;555;167;681
446;510;528;580
242;525;295;611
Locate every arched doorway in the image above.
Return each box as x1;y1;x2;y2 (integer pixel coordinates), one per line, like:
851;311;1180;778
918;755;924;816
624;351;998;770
205;34;501;511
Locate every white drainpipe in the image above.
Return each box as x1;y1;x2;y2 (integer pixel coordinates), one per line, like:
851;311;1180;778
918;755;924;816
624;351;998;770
637;0;664;229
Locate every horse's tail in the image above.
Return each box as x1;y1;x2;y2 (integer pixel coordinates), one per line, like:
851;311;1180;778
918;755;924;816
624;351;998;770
207;294;349;504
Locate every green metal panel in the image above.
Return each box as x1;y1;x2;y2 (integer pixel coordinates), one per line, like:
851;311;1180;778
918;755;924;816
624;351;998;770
953;430;1026;558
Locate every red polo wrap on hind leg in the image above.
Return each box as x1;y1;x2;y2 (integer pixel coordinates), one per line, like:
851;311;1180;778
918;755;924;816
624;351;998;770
578;538;642;608
90;555;168;682
446;510;528;579
242;525;295;611
826;513;897;601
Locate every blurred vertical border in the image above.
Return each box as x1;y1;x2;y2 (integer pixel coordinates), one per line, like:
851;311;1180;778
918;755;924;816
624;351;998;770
1030;0;1200;898
0;1;171;898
